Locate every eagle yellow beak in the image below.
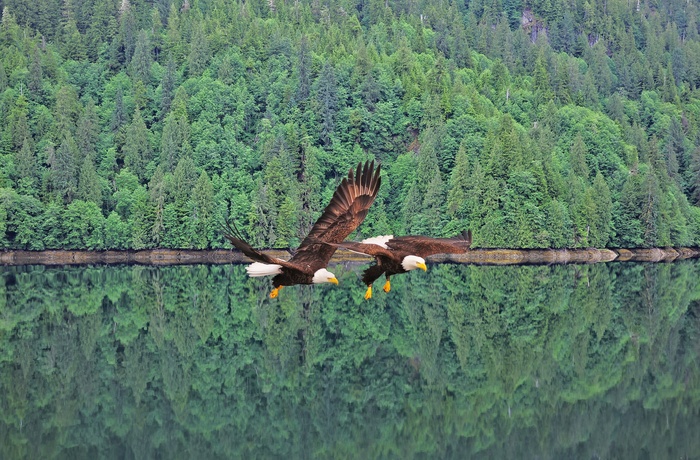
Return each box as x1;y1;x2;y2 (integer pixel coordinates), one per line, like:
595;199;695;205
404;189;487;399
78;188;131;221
329;277;339;285
416;262;427;271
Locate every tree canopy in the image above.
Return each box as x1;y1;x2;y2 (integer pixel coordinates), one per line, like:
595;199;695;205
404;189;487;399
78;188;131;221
1;0;700;249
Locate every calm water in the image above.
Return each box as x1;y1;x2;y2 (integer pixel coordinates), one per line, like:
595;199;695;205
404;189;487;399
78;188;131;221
0;261;699;459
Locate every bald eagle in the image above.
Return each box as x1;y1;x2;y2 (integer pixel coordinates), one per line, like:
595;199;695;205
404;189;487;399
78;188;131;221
329;230;472;299
223;160;382;298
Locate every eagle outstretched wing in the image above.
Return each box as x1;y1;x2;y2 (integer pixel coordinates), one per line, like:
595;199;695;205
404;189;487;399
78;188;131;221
290;160;382;271
385;230;472;258
222;220;298;269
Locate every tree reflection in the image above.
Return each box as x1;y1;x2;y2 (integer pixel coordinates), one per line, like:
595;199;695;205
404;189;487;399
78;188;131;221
0;261;699;458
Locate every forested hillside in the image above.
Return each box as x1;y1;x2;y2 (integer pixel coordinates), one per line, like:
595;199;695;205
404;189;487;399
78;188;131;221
1;0;700;249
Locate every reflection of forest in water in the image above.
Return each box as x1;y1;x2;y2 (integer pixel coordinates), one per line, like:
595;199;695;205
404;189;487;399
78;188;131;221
0;261;699;459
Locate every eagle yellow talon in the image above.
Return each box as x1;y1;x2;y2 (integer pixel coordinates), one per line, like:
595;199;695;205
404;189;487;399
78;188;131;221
364;285;373;300
270;286;282;298
383;280;391;293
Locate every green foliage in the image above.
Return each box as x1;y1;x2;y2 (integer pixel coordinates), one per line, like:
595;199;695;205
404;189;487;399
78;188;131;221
1;262;700;458
0;0;699;249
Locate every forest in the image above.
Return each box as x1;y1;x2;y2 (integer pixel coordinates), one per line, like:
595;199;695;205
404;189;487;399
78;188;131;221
1;262;699;457
1;0;700;249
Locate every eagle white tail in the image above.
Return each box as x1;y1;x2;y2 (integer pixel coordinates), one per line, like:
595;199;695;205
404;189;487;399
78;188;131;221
361;235;393;248
246;262;283;277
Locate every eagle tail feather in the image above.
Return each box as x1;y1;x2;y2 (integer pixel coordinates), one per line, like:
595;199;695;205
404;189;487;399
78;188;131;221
246;263;283;277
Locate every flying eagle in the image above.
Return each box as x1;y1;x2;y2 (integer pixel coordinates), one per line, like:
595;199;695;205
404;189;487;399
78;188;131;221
329;230;472;299
223;160;382;298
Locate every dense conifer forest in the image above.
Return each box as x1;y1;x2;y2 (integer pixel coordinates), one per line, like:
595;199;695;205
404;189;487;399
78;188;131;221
1;0;700;249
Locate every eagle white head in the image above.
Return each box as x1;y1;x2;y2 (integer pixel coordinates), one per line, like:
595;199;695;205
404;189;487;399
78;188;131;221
401;255;427;272
312;268;339;284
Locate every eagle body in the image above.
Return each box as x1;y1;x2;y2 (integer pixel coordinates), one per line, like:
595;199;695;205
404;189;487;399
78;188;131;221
331;230;472;299
361;255;408;287
223;161;382;297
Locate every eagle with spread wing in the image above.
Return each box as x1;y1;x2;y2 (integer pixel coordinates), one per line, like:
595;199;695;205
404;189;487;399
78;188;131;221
223;160;382;298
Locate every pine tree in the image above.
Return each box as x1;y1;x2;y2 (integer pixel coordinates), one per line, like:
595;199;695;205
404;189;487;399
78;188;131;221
190;170;213;249
77;154;102;207
15;137;37;194
76;98;100;162
171;156;198;205
296;36;311;104
160;87;190;172
0;60;7;93
187;24;210;77
590;172;612;247
640;170;662;247
533;52;553;106
690;145;700;205
130;29;152;86
164;3;183;61
119;7;137;65
111;87;127;134
148;166;166;245
54;85;81;137
86;0;119;60
316;61;338;146
446;143;470;218
123;108;152;180
51;131;80;203
29;44;43;99
8;95;30;151
61;18;86;60
570;133;589;180
160;55;176;118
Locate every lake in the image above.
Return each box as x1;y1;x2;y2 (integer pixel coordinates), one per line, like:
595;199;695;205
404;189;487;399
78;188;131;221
1;261;699;459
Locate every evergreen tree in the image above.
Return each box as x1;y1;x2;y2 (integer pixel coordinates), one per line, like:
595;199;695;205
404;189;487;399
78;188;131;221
160;55;176;118
296;36;311;104
61;17;86;60
187;24;210;77
76;98;100;162
7;95;30;152
190;170;213;249
14;137;37;194
148;166;166;245
690;146;700;206
78;154;103;207
119;7;137;65
446;143;470;218
316;61;338;146
123;108;152;180
111;87;127;134
54;85;81;137
640;169;662;247
130;30;153;86
160;88;190;172
590;172;612;247
29;44;43;99
570;133;589;180
51;131;80;203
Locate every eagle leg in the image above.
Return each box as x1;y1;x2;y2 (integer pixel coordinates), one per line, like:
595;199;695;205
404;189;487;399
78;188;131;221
383;278;391;293
364;285;373;300
270;286;283;298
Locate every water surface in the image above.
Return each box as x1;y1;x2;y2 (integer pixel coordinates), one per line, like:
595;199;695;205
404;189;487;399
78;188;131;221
1;261;699;459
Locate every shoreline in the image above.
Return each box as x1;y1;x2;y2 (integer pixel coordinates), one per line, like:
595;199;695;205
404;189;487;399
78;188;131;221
1;247;699;266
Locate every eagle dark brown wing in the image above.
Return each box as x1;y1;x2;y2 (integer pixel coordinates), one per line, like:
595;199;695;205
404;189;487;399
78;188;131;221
222;219;298;269
385;230;472;258
289;160;382;272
